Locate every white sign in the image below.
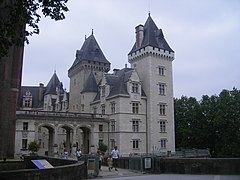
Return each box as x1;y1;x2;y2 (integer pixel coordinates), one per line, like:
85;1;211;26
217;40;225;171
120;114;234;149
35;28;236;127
144;157;151;169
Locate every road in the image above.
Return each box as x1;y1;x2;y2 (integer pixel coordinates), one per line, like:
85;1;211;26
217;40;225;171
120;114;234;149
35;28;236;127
97;166;240;180
99;174;240;180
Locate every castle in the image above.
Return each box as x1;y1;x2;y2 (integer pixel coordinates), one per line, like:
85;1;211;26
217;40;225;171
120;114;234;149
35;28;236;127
15;14;175;157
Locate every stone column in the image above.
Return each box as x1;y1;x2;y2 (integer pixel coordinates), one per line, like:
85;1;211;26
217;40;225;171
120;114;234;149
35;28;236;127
34;123;39;142
71;126;77;157
89;127;94;153
66;130;71;155
53;126;58;157
48;130;54;156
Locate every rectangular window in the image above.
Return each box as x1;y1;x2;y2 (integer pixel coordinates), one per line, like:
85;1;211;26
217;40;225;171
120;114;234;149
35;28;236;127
111;102;116;114
158;66;165;76
133;139;139;149
110;139;116;150
160;139;167;149
159;83;165;95
132;120;139;132
22;139;28;150
159;103;166;115
99;139;103;146
101;105;105;115
132;102;139;114
110;120;115;132
81;104;84;111
93;107;97;114
23;122;28;131
132;83;139;93
160;120;166;133
99;124;103;132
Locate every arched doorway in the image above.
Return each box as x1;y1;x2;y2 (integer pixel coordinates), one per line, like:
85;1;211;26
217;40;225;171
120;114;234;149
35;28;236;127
58;125;74;157
37;124;55;156
76;125;92;154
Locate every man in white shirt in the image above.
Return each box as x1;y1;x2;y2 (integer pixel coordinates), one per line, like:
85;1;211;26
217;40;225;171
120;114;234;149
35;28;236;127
111;146;119;171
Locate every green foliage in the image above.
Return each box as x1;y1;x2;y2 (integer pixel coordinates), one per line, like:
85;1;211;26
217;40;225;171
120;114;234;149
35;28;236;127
0;0;69;58
98;143;107;153
28;141;40;153
175;88;240;157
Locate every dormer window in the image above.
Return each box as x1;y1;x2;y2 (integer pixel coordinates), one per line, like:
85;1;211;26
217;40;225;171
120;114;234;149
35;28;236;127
23;90;32;108
24;100;31;107
132;83;139;93
101;86;105;97
101;104;105;115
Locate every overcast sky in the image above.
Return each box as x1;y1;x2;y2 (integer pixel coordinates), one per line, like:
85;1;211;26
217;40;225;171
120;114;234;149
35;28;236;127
22;0;240;100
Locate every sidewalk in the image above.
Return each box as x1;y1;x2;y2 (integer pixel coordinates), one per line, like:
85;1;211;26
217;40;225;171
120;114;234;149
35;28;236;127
93;166;240;180
95;166;145;179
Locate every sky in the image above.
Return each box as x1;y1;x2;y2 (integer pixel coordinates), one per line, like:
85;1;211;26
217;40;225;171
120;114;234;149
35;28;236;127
22;0;240;100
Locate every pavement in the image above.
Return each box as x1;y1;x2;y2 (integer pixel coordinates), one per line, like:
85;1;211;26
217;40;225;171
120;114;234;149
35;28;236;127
93;166;240;180
94;166;145;179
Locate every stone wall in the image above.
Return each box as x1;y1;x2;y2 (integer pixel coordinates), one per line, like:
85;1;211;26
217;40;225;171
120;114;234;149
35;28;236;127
115;157;240;175
0;156;87;180
154;158;240;175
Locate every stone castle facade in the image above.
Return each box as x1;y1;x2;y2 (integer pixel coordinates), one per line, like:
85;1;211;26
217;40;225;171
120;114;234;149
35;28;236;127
15;14;175;157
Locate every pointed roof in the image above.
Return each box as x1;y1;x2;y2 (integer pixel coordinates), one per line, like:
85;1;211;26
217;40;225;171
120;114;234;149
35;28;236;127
69;34;110;71
81;71;98;93
45;72;63;95
129;14;174;54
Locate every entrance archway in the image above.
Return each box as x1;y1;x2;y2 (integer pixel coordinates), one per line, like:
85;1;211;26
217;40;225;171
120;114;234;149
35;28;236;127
58;124;74;156
76;125;92;154
37;124;55;156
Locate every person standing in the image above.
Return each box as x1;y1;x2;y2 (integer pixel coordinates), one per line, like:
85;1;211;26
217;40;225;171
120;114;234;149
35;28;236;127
76;149;82;161
111;146;119;171
63;149;68;159
107;154;113;171
97;150;104;171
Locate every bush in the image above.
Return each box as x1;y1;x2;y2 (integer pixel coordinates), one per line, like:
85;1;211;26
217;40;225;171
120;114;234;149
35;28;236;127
28;141;40;153
98;143;107;153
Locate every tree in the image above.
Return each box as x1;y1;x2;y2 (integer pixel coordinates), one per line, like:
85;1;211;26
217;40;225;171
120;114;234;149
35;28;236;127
0;0;69;160
174;96;200;149
175;88;240;157
0;0;69;58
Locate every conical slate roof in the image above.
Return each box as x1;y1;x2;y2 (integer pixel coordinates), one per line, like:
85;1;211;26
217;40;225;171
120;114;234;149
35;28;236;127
129;14;174;54
69;34;110;71
45;72;63;95
81;71;98;93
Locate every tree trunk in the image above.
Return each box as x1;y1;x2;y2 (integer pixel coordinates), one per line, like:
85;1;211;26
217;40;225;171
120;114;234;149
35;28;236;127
0;0;25;159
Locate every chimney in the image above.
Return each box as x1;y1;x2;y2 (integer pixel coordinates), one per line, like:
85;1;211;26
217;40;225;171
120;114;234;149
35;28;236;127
135;24;144;49
39;83;44;101
125;64;127;68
